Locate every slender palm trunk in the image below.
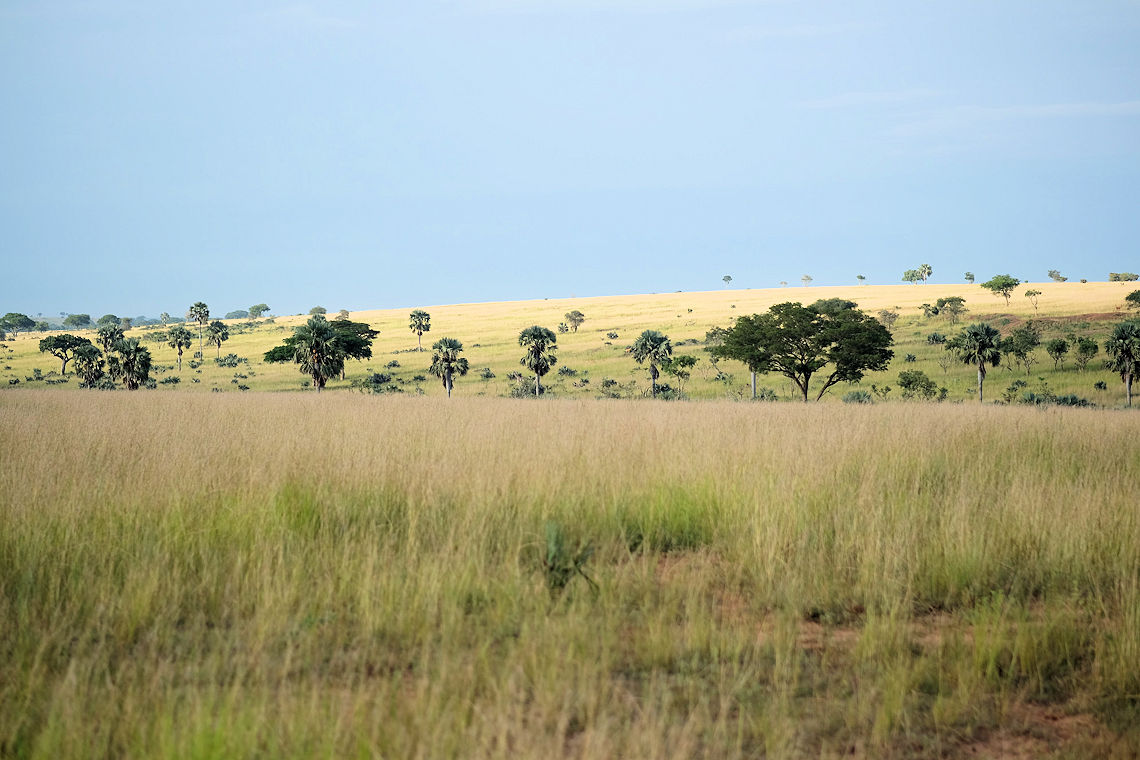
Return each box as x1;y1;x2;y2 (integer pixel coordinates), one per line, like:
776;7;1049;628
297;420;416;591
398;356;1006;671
1127;372;1133;407
446;372;453;398
978;366;985;402
177;350;182;371
535;373;541;397
750;371;756;399
651;364;658;398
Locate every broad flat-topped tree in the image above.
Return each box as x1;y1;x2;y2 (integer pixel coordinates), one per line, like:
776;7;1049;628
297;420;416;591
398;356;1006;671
711;300;893;402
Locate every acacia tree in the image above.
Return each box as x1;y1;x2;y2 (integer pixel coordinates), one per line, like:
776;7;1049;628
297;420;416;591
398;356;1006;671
264;316;376;387
1047;269;1068;282
564;310;586;332
167;325;193;370
857;274;866;285
1;313;34;338
1105;321;1140;407
107;338;152;390
187;302;210;354
723;275;732;287
63;314;92;329
947;323;1002;402
801;274;813;287
1124;290;1140;311
1024;289;1042;315
38;334;91;374
1074;337;1099;372
518;325;558;397
964;272;975;284
631;330;673;398
1046;338;1069;369
711;301;893;402
980;274;1021;306
935;296;967;324
249;303;270;319
204;320;229;357
428;337;469;398
409;309;431;350
73;344;105;387
1005;323;1041;376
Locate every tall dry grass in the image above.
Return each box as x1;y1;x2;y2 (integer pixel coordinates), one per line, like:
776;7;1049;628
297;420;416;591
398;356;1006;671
1;391;1138;758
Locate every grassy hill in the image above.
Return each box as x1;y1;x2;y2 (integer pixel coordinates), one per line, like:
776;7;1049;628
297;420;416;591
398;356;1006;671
2;281;1138;403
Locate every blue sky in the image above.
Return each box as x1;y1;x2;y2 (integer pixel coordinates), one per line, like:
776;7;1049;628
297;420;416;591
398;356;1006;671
1;1;1138;317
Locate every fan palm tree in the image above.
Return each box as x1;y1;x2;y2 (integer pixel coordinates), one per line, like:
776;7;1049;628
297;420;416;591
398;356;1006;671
948;323;1003;402
107;338;152;390
1105;321;1140;407
518;325;558;397
73;344;105;387
187;302;210;355
409;309;431;351
204;320;229;357
166;325;193;371
293;315;343;392
428;337;469;398
95;323;124;355
631;330;673;398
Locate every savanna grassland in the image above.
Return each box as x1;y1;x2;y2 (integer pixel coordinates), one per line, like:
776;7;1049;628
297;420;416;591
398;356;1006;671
2;281;1138;403
2;392;1139;758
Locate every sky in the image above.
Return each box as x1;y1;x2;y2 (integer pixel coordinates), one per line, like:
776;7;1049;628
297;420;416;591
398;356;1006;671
1;0;1138;318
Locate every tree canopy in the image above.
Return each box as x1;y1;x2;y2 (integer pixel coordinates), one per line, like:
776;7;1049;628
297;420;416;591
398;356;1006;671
631;330;673;398
710;301;893;402
1104;321;1140;407
166;325;194;370
428;337;469;398
263;318;377;373
107;338;152;390
1;313;35;337
518;326;558;397
62;313;92;329
204;320;230;356
564;310;586;332
249;303;270;319
38;334;92;374
409;310;431;350
980;274;1021;306
947;323;1002;402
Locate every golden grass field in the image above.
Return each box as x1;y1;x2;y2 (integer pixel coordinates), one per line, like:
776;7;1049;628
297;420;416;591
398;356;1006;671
1;391;1139;758
2;280;1138;403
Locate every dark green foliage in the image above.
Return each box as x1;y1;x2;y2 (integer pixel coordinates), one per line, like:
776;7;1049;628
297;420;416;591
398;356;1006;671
518;326;557;397
711;301;893;402
107;338;152;390
1104;321;1140;406
224;310;249;320
980;274;1021;305
904;354;917;363
1047;269;1068;282
1005;323;1041;376
947;323;1003;402
964;272;975;283
1125;290;1140;310
564;310;586;332
631;330;673;398
927;333;946;345
72;344;105;387
62;313;92;329
214;354;245;368
309;306;327;316
897;369;939;400
1;313;35;337
95;324;125;355
38;334;91;374
95;314;120;328
428;337;469;397
935;296;967;324
204;320;229;357
352;372;402;394
1074;337;1099;371
479;367;495;380
810;298;858;316
1109;272;1139;282
842;390;872;404
1046;338;1069;369
249;303;269;319
409;310;431;350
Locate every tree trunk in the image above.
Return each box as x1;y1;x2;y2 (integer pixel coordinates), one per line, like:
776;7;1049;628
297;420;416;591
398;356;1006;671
1128;372;1133;408
750;371;756;399
651;364;657;398
978;366;985;402
60;357;67;375
418;332;422;351
535;373;541;397
446;373;453;398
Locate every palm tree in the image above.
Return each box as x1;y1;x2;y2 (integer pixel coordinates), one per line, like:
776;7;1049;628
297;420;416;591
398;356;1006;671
948;323;1003;402
73;344;105;388
1105;321;1140;407
293;315;343;392
428;337;469;398
518;326;558;397
107;338;152;390
409;309;431;351
166;325;193;371
95;323;124;355
187;302;210;355
631;330;673;398
204;320;229;357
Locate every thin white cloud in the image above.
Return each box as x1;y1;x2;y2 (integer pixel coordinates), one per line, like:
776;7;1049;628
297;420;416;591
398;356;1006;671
799;89;939;110
893;100;1140;137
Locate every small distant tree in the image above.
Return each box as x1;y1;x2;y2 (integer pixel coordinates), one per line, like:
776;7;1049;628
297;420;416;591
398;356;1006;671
947;323;1002;402
1006;323;1041;376
723;275;733;287
964;272;975;284
565;310;586;332
919;303;939;319
166;325;193;370
1045;338;1069;369
34;321;50;333
662;354;698;393
335;309;350;321
249;303;270;319
1047;269;1068;282
119;317;133;330
1104;321;1140;406
919;263;932;283
801;274;813;287
980;274;1021;306
309;306;327;316
38;334;91;374
288;316;343;392
1024;289;1042;315
95;323;125;355
159;312;171;326
1124;290;1140;310
902;269;922;284
96;314;120;328
107;338;152;390
224;309;249;320
935;296;967;324
877;309;900;331
631;330;673;398
187;302;210;354
204;320;230;357
73;344;105;387
1109;272;1140;282
1;313;35;337
63;314;93;329
779;281;788;287
409;309;431;350
1074;337;1099;372
857;274;866;285
428;337;469;398
518;326;558;397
